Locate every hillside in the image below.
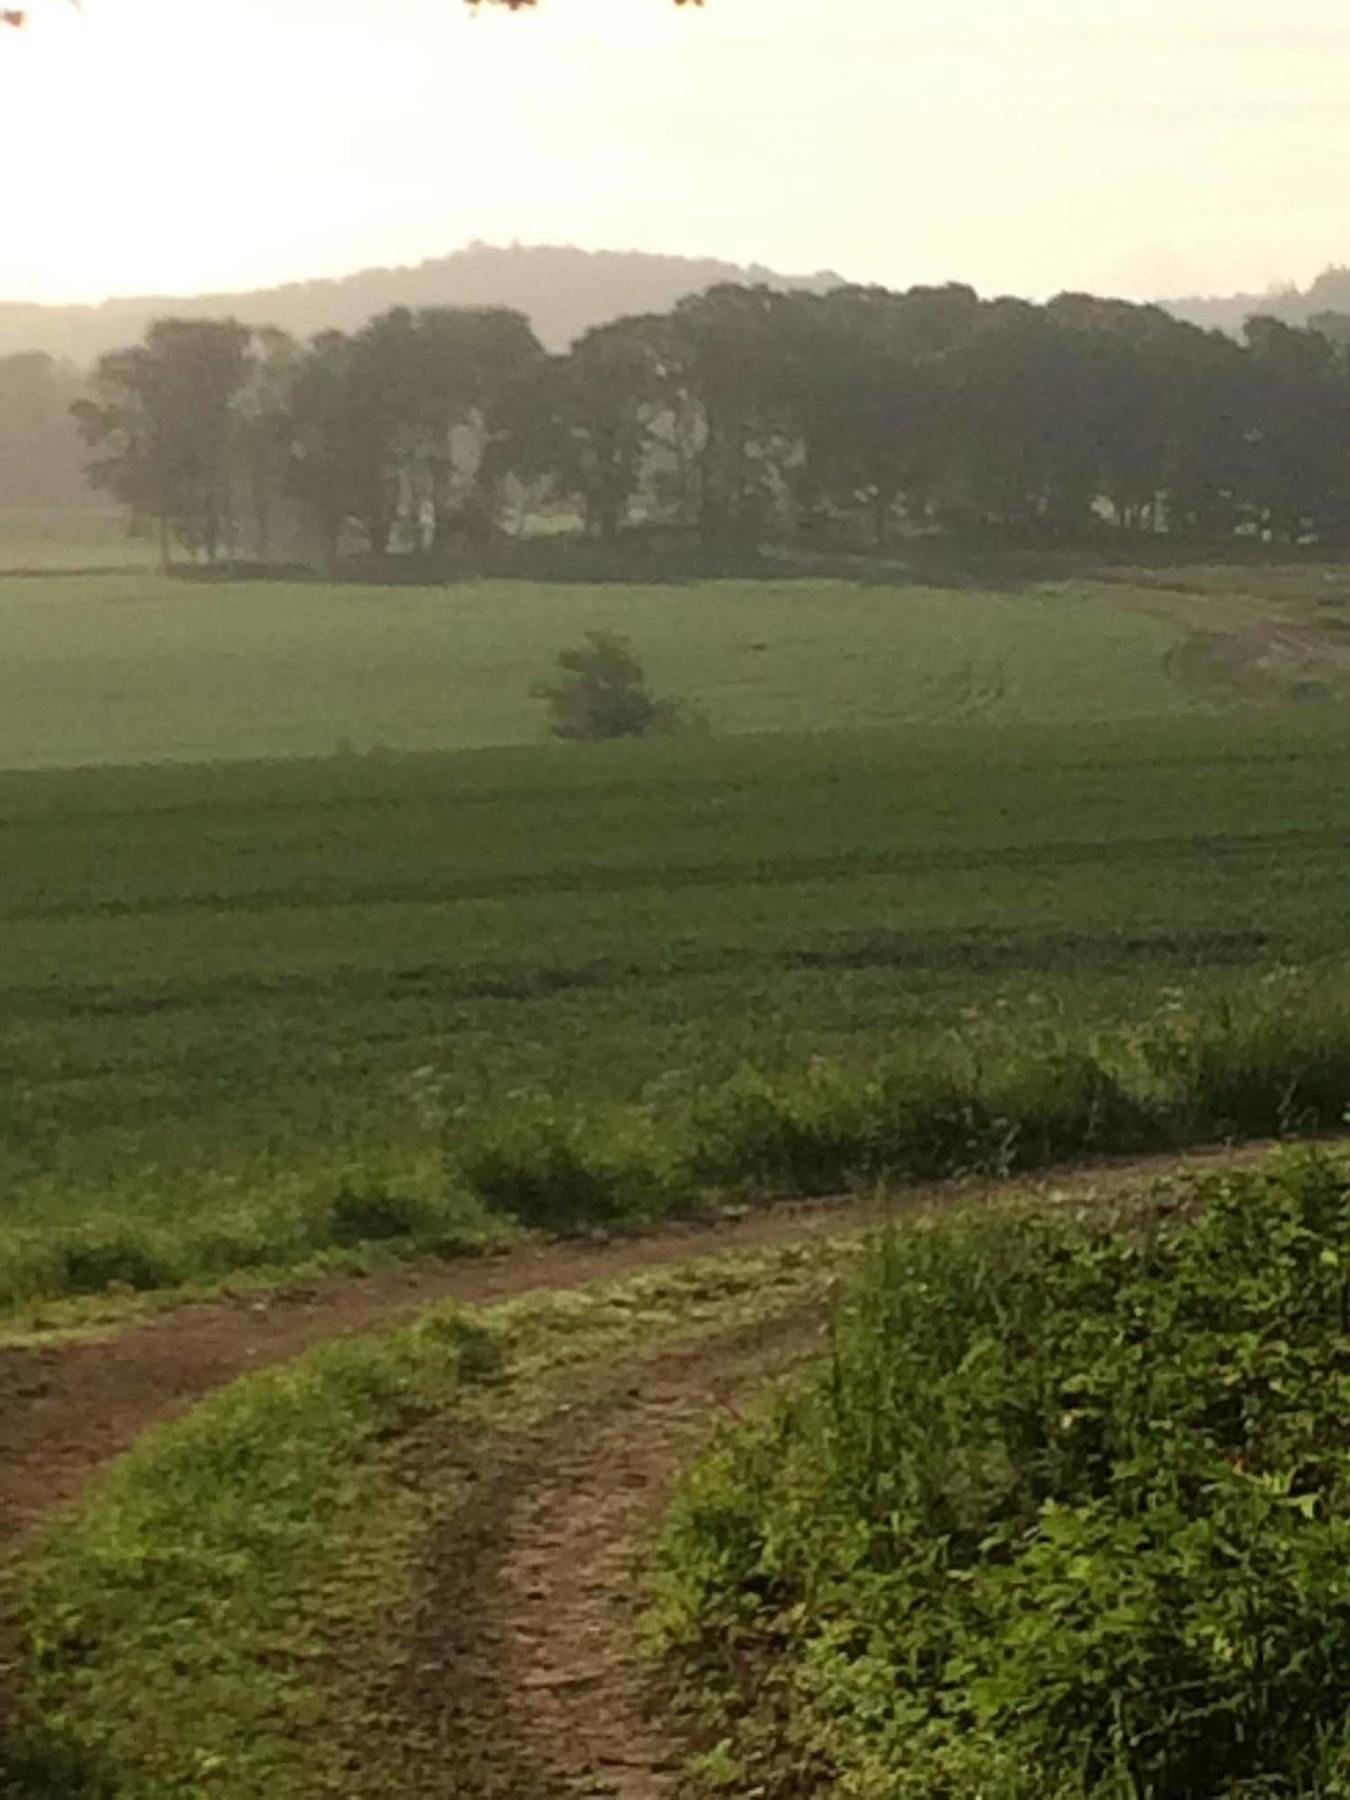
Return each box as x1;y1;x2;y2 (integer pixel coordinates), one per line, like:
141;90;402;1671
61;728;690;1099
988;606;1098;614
9;242;1350;368
1164;262;1350;336
0;242;843;363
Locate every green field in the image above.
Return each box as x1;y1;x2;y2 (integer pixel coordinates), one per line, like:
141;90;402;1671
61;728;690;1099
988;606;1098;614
4;707;1350;1313
3;506;1350;767
5;519;1350;1315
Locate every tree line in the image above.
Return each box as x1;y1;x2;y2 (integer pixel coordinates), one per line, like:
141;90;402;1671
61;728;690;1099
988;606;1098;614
64;283;1350;566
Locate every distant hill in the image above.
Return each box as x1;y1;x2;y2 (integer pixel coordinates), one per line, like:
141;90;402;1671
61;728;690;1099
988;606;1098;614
0;242;845;365
1163;265;1350;336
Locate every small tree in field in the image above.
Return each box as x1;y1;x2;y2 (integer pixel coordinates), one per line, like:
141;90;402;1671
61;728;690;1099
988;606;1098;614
533;632;687;741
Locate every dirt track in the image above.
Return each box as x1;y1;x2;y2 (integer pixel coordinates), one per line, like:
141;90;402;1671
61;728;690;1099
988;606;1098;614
0;1141;1319;1795
0;1143;1283;1558
0;1195;877;1558
354;1306;826;1797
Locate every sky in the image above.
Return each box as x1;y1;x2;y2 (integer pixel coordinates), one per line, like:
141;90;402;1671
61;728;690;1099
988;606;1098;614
2;0;1349;306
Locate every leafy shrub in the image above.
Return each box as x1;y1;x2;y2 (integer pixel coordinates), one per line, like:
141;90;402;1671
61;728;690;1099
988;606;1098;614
650;1152;1350;1797
532;631;691;741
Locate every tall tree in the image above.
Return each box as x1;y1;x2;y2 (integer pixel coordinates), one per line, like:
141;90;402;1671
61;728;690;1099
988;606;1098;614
72;319;251;568
557;316;670;541
235;327;302;561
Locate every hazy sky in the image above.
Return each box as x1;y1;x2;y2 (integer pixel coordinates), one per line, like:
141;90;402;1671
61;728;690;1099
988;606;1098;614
3;0;1348;306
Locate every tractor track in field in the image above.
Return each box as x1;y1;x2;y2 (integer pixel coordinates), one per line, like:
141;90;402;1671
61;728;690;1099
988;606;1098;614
0;1194;880;1562
0;1142;1274;1561
0;1140;1312;1796
356;1304;828;1798
0;1142;1295;1558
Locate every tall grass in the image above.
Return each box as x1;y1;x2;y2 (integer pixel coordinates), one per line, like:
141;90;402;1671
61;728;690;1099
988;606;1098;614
5;982;1350;1315
649;1151;1350;1796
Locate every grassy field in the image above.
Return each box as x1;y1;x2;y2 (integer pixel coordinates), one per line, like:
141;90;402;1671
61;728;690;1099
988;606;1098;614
3;506;1350;767
3;706;1350;1313
4;515;1350;1313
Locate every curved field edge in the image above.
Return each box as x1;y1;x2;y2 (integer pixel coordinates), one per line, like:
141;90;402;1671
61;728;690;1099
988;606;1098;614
0;1236;862;1799
647;1149;1350;1799
9;980;1350;1329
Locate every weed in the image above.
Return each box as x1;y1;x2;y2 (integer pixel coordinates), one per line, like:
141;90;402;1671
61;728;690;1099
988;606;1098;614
650;1152;1350;1796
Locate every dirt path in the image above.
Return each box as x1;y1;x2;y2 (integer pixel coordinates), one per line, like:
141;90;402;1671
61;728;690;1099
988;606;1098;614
0;1195;867;1555
0;1141;1289;1558
353;1306;828;1797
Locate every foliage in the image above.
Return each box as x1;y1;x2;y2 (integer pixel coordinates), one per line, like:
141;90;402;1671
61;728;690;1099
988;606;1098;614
1;1240;856;1797
650;1153;1350;1796
65;275;1350;561
532;630;691;741
72;319;252;566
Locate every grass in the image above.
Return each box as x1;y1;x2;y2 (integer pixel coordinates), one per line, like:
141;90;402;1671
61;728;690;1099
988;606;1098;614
4;707;1350;1316
649;1150;1350;1797
0;568;1195;768
3;515;1350;1314
0;1237;860;1799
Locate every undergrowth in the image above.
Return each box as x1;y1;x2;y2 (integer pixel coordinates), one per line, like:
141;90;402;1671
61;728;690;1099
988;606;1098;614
649;1150;1350;1797
0;1238;857;1798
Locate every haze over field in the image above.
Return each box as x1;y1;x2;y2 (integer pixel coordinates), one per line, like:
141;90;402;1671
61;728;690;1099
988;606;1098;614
4;0;1350;317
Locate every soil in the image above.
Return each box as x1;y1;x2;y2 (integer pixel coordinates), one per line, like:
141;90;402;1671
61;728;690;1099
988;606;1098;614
347;1305;828;1797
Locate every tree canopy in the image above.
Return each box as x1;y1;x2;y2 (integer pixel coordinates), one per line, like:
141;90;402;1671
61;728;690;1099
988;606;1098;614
67;281;1350;568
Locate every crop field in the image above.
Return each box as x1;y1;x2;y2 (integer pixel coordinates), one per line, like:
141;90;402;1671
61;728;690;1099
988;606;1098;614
3;507;1350;769
3;695;1350;1314
4;516;1350;1316
8;519;1350;1799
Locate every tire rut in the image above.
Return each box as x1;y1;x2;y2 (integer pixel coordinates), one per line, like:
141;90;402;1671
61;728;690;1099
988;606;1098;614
355;1307;826;1797
0;1141;1275;1562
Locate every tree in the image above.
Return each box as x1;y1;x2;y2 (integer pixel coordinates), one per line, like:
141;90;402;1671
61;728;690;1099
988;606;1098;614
282;304;545;558
235;327;302;561
532;632;687;741
72;318;251;568
780;284;978;546
1240;316;1350;544
669;284;796;544
557;316;670;541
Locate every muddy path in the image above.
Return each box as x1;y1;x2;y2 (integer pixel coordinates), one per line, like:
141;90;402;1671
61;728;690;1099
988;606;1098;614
348;1305;828;1797
0;1142;1287;1558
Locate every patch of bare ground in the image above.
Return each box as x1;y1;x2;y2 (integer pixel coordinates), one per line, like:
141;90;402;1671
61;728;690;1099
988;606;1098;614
349;1306;825;1797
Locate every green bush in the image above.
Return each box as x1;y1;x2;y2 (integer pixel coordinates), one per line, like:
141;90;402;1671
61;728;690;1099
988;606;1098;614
649;1152;1350;1796
531;630;691;741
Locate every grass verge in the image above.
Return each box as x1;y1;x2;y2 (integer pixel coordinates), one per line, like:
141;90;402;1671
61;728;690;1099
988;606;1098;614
648;1149;1350;1797
0;1236;859;1798
6;982;1350;1327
